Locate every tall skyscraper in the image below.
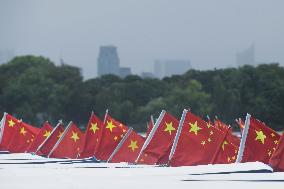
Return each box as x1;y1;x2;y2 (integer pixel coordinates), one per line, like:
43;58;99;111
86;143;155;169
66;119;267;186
97;46;120;76
236;45;255;67
154;60;192;79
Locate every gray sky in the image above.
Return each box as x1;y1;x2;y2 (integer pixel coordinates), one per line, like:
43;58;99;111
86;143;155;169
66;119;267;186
1;0;284;79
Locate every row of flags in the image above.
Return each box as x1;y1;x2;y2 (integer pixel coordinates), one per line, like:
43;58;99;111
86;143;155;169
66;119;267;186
0;110;283;171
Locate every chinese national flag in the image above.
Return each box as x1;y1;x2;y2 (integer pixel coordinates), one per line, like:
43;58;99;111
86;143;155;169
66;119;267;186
169;111;226;166
269;133;284;172
49;122;83;159
241;116;280;164
95;114;129;161
137;111;179;165
0;113;21;150
39;123;65;156
26;122;53;153
7;121;39;153
110;130;145;163
79;112;104;158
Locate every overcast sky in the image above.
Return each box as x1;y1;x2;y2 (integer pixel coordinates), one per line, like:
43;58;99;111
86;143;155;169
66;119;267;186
1;0;284;79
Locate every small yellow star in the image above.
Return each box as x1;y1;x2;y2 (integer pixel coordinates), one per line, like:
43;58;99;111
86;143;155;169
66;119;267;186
114;136;118;141
189;121;202;135
222;140;228;151
8;119;15;127
164;122;176;135
128;140;139;152
255;130;266;144
57;131;63;138
43;130;51;138
274;140;279;145
227;157;231;162
70;131;80;142
232;156;236;160
89;122;99;134
207;123;212;128
20;127;27;135
201;141;206;145
106;120;116;132
268;151;272;156
271;133;275;137
210;130;214;135
208;138;212;142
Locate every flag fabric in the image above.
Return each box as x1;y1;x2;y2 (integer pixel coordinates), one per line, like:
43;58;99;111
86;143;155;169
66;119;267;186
0;113;21;150
95;114;129;161
38;123;65;156
137;111;179;165
236;118;245;130
6;121;38;153
240;116;280;164
169;111;227;166
49;122;83;159
26;122;53;153
110;129;145;163
79;112;104;158
269;133;284;172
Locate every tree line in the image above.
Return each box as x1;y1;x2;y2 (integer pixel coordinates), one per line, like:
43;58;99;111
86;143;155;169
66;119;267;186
0;55;283;131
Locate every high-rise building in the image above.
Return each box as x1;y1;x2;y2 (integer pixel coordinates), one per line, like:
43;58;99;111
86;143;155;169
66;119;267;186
119;67;132;78
154;60;192;79
236;45;255;67
97;46;120;76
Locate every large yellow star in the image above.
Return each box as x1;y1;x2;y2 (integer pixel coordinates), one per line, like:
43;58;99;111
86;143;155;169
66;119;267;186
43;130;51;138
189;121;202;135
255;130;266;144
20;127;27;135
164;122;176;135
106;120;116;132
89;122;99;134
222;140;228;151
128;140;139;152
70;131;80;142
8;119;15;127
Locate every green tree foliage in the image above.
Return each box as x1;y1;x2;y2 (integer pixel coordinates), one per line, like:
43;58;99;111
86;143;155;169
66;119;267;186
0;56;283;131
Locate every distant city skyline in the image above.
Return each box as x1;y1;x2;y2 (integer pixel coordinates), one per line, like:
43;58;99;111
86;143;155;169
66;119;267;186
1;1;284;79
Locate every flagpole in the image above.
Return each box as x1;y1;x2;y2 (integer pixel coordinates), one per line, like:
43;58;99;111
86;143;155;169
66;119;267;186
135;110;166;163
33;120;63;155
107;127;133;163
47;121;73;158
0;112;7;144
103;109;109;124
168;109;188;164
236;113;251;163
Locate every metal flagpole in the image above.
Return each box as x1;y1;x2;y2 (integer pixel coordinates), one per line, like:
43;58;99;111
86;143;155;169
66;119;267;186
0;112;7;144
135;110;166;163
168;109;188;164
103;109;109;124
107;127;133;163
47;121;73;158
34;120;63;155
236;113;251;163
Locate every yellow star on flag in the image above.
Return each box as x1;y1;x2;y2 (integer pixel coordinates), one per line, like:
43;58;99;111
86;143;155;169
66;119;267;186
43;130;51;138
255;130;266;144
20;127;27;135
57;131;63;138
164;122;176;135
201;141;206;145
222;140;228;151
89;122;99;134
128;140;139;152
189;121;202;135
106;120;116;132
8;119;15;127
70;131;80;142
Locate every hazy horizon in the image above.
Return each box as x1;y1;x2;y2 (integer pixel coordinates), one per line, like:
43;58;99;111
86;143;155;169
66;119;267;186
1;0;284;79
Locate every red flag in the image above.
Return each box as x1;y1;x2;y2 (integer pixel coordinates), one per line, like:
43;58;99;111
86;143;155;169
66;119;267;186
110;129;145;163
137;111;179;165
0;113;21;150
38;123;65;156
79;112;104;158
169;111;226;166
269;133;284;172
26;122;53;153
49;122;83;159
240;116;280;164
7;121;38;153
95;114;129;161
